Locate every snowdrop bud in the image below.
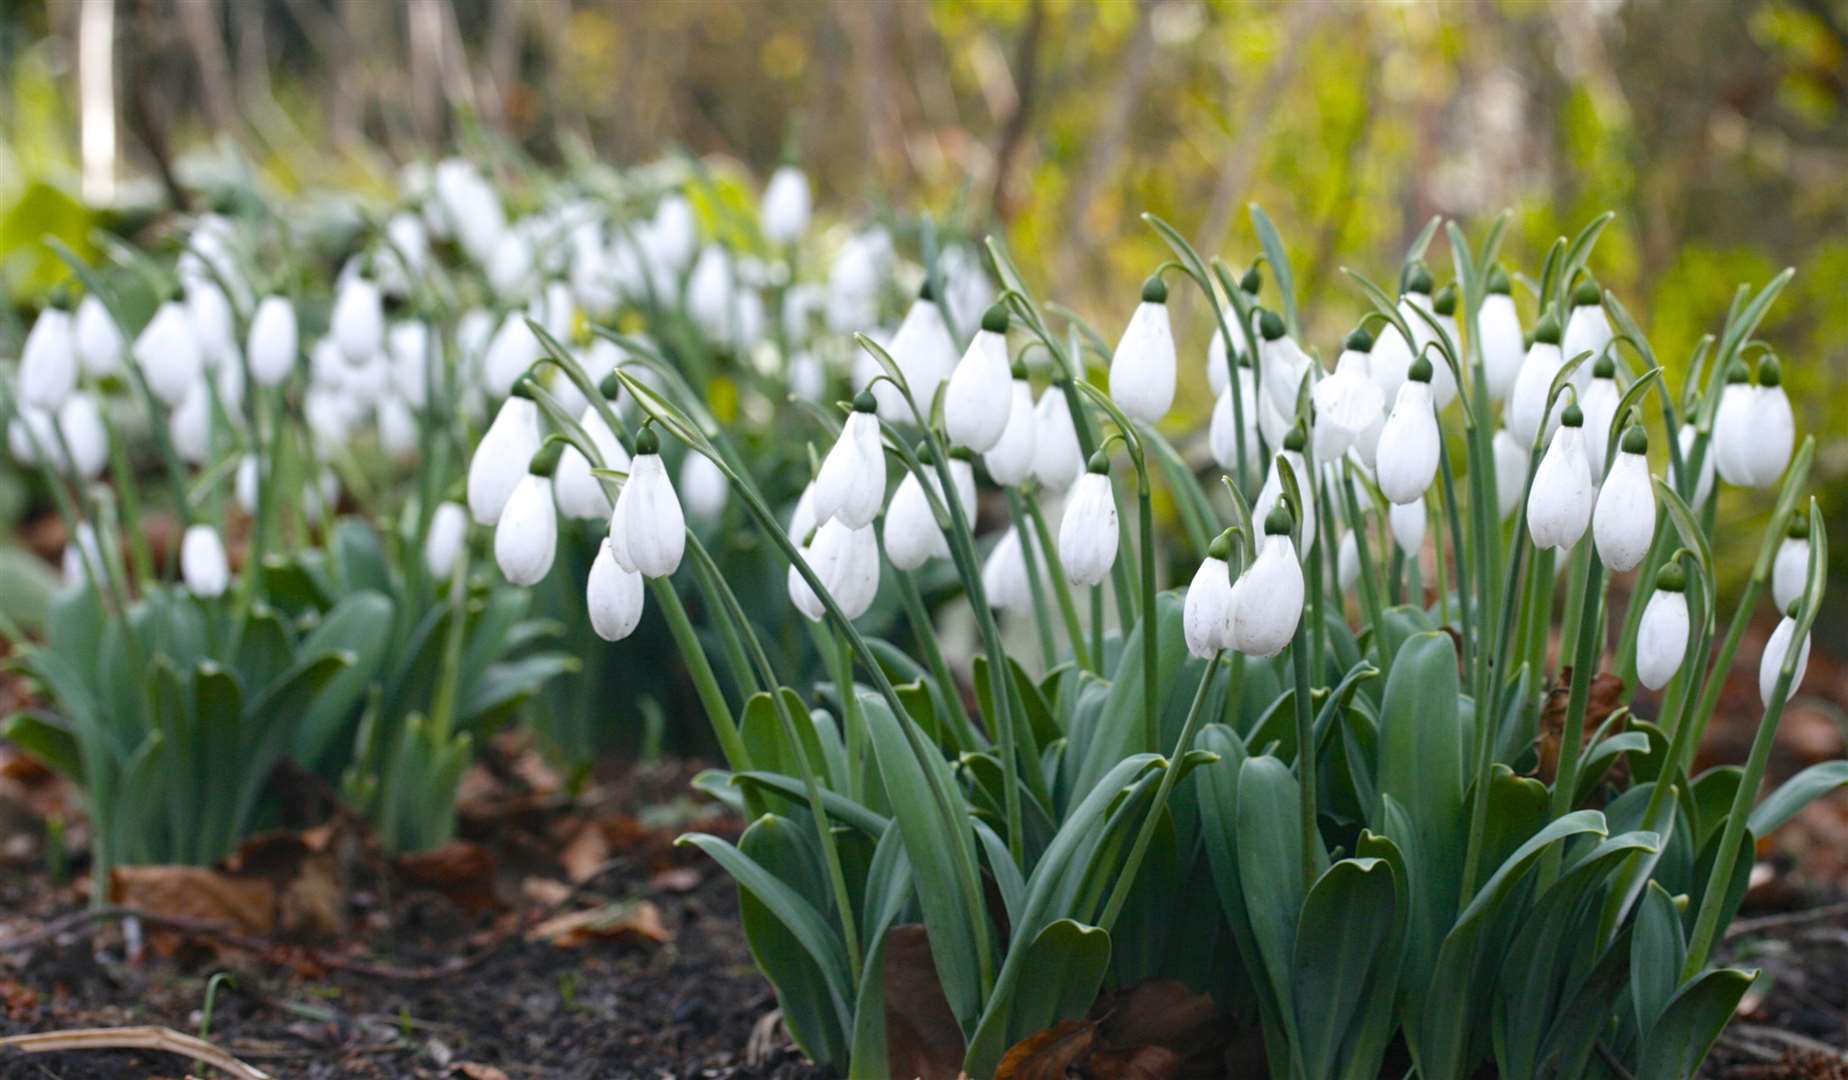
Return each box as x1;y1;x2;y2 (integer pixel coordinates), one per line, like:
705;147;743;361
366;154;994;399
1059;454;1119;587
1773;515;1811;614
1677;425;1716;509
948;450;979;524
555;407;628;521
1760;603;1811;708
1741;357;1794;488
680;450;729;523
653;194;698;270
487;230;536;299
1231;508;1304;657
1031;385;1083;492
1312;328;1384;461
1593;426;1656;571
187;280;236;369
1184;531;1239;659
6;410;51;466
495;445;561;586
814;394;886;529
331;277;384;365
761;165;812;245
1389;498;1425;555
1426;284;1462;409
1562;279;1614;377
169;382;213;465
983;369;1038;487
686;246;736;343
1527;404;1594;552
181;524;230;598
801;517;881;621
1479;267;1525;400
135;300;204;407
57;393;108;481
610;427;685;579
483;314;541;399
19;301;76;410
885;457;949;572
1506;312;1565;447
1337;530;1360;592
1210;367;1263;472
982;527;1033;615
468;390;542;525
884;284;960;421
1257;308;1314;418
1376;356;1440;505
1636;564;1690;691
588;540;646;641
1580;355;1621;478
74;295;123;377
1109;276;1178;424
247;296;299;387
1492;430;1528;520
945;304;1014;451
424;501;469;580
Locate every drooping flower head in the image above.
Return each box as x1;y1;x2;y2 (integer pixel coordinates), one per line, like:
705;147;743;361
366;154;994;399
1184;530;1239;659
1636;562;1690;691
1593;425;1656;571
1479;265;1525;401
1527;402;1594;552
1230;505;1304;658
610;425;687;579
1375;354;1440;506
1108;274;1178;424
945;303;1014;452
813;391;886;529
495;441;562;587
1058;452;1120;587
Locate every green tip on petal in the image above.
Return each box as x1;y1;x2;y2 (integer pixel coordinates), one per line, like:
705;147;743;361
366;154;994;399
1086;450;1110;474
1786;514;1810;539
1561;403;1584;428
1756;355;1783;388
634;425;660;455
599;372;623;401
1345;326;1374;353
1725;360;1750;384
1141;274;1169;305
1533;312;1562;345
1207;530;1234;561
1258;308;1286;341
1403;261;1434;295
530;440;566;476
1240;265;1263;296
1487;264;1512;295
1573;278;1602;308
1785;599;1802;619
851;390;878;413
1593;354;1615;379
1621;425;1648;455
510;379;537;401
917;278;936;302
1263;504;1294;536
1010;359;1028;380
1432;283;1458;316
47;287;73;312
1407;355;1434;383
1654;562;1686;593
981;303;1010;334
1283;426;1306;452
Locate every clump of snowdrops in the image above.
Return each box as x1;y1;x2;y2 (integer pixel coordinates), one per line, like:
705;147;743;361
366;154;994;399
480;200;1842;1079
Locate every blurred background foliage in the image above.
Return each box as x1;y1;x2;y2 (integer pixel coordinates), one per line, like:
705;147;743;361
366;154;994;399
3;0;1846;589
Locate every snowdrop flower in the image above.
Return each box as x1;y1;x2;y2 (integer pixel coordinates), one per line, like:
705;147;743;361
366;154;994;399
57;393;108;481
981;527;1033;615
1479;266;1525;400
169;383;214;465
134;299;204;407
1108;276;1177;424
1425;284;1462;408
814;393;886;529
609;427;685;579
1593;426;1655;571
680;450;729;523
652;194;698;271
1493;429;1529;519
423;501;468;580
495;444;560;587
487;229;537;301
1367;263;1434;404
588;541;646;642
1677;425;1716;509
787;351;826;404
1256;309;1314;419
1205;302;1249;397
1506;312;1566;447
468;388;542;525
795;517;880;621
825;230;887;334
74;295;123;377
883;283;961;421
787;483;819;548
434;160;506;265
1773;515;1811;614
1562;279;1614;379
235;455;260;514
187;280;237;369
1759;603;1811;708
378;397;419;459
1337;530;1360;592
180;524;230;598
247;296;299;387
1388;497;1425;556
1527;403;1594;552
1059;453;1119;586
686;246;737;344
1210;364;1263;473
484;313;541;399
1579;355;1622;478
1312;327;1385;462
1636;564;1690;691
947;449;979;525
61;522;103;586
555;402;628;521
331;276;384;365
787;541;826;622
944;304;1013;452
6;409;52;466
1031;384;1083;493
885;458;950;572
1375;355;1440;505
19;299;76;410
1184;532;1239;658
1720;357;1794;489
1230;506;1304;658
378;212;429;295
761;165;811;245
1252;430;1316;554
983;366;1038;487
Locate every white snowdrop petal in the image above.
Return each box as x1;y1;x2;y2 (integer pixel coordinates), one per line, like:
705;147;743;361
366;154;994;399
181;524;230;598
494;474;558;586
424;501;469;579
1759;616;1811;708
1592;452;1656;571
588;541;647;641
467;398;542;525
1636;590;1689;691
1108;301;1178;424
1057;472;1119;587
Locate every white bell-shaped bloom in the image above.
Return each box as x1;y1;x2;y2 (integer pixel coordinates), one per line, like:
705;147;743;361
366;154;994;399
486;229;536;300
1479;271;1524;400
1739;359;1794;489
1337;530;1361;592
495;466;558;587
686;246;736;344
424;501;469;580
944;456;976;526
883;289;960;421
6;409;53;466
1230;510;1304;658
1773;518;1811;614
680;450;729;523
761;165;812;245
1252;440;1316;554
1493;429;1529;519
1389;497;1425;556
1562;282;1614;377
813;397;886;529
1375;358;1440;505
944;307;1014;452
1592;427;1655;571
610;431;685;578
652;194;699;271
134;300;204;407
331;276;384;365
247;295;299;387
378;396;420;459
1184;537;1239;659
787;351;826;403
1579;358;1622;478
378;212;429;295
1109;278;1178;424
1505;314;1566;447
885;467;948;571
1425;285;1464;409
1031;386;1083;493
588;540;646;641
1210;369;1263;473
1058;460;1119;587
235;454;260;514
180;524;230;598
1312;330;1384;462
169;382;214;465
801;517;880;621
74;295;123;377
483;313;541;399
787;482;819;547
1636;570;1690;691
983;377;1038;487
1527;406;1594;552
787;543;826;622
1677;425;1717;509
825;230;887;334
19;304;76;411
1759;609;1811;708
186;280;237;369
982;527;1034;615
555;407;627;521
57;393;109;481
1256;310;1313;418
468;394;542;525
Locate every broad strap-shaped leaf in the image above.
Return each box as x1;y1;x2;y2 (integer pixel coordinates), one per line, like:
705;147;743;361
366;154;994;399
1636;968;1755;1080
1237;756;1318;1050
1630;881;1686;1043
1749;760;1848;837
1292;857;1399;1080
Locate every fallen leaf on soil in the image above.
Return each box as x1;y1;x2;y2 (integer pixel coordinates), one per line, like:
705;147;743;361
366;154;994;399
649;866;702;893
882;925;964;1080
1535;666;1626;785
560;821;611;883
995;1021;1093;1080
224;829;343;937
996;980;1226;1080
394;842;500;913
0;979;40;1021
525;900;669;947
111;867;277;939
451;1064;511;1080
521;877;573;906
